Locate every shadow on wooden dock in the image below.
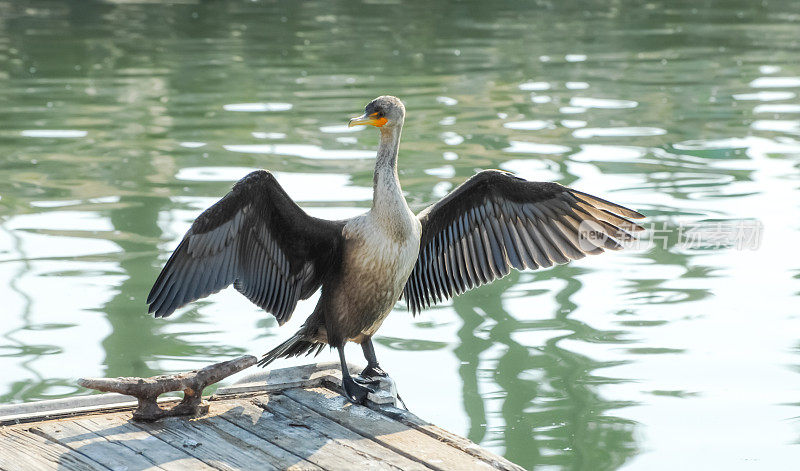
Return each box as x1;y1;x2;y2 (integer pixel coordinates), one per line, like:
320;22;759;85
0;362;524;471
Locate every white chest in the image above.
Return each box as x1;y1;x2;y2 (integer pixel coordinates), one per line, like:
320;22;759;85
342;211;421;289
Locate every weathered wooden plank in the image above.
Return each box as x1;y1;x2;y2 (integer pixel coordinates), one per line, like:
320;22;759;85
0;362;524;471
219;362;397;405
78;414;214;471
132;401;318;471
285;387;498;471
0;393;136;418
250;394;430;471
0;428;106;471
221;396;423;471
0;393;181;426
30;419;171;470
215;361;349;397
189;410;323;471
374;404;525;471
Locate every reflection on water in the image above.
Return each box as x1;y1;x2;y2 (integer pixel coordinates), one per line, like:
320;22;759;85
451;271;638;469
2;0;800;469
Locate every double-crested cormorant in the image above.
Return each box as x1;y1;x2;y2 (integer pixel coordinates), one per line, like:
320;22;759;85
147;96;644;403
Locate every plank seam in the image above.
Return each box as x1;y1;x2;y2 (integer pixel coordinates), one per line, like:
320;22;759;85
209;400;325;470
368;405;524;471
70;421;176;471
0;428;109;471
244;394;410;471
26;427;116;471
129;414;299;471
125;420;231;471
277;390;444;471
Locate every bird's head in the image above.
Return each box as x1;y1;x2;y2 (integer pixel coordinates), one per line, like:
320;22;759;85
348;95;405;130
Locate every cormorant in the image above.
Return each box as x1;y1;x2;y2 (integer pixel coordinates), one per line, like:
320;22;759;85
147;96;644;403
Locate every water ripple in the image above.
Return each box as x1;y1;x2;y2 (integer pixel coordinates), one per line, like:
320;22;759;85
21;130;87;138
748;77;800;88
753;104;800;114
573;127;666;138
503;120;553;131
503;140;571;154
223;144;373;159
174;167;372;202
733;91;796;101
223;102;293;112
570;97;638;109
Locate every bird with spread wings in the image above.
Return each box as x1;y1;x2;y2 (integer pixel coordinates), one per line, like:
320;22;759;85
148;96;644;403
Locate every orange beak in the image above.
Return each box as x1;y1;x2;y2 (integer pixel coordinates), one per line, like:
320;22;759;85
348;112;388;128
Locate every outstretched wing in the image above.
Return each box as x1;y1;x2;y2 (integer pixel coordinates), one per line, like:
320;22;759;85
403;170;645;314
147;170;343;324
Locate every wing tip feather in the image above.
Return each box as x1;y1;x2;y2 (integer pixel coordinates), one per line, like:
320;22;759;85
568;189;645;220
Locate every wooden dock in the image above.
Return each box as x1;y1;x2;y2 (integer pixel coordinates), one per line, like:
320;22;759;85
0;362;523;471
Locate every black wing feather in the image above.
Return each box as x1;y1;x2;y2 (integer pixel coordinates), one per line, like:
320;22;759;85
147;170;343;324
403;170;645;314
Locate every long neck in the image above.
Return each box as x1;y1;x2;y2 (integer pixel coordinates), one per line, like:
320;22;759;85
372;124;404;211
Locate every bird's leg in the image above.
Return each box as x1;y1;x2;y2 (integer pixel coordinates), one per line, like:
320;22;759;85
338;345;374;404
359;337;388;379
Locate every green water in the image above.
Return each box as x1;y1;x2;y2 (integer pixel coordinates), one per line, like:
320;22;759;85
1;1;799;469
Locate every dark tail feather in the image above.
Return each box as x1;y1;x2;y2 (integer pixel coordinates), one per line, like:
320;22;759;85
257;332;325;368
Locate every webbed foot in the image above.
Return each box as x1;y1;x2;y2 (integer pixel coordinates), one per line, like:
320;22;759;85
361;365;388;378
342;375;374;404
353;375;381;387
